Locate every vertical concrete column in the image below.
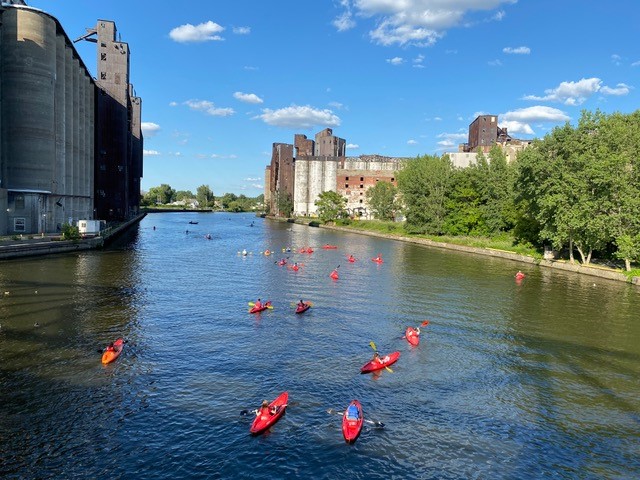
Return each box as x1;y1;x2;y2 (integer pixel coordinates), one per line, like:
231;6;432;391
293;159;308;216
64;45;73;225
87;77;95;220
72;57;80;222
309;160;325;216
54;34;66;231
77;71;85;219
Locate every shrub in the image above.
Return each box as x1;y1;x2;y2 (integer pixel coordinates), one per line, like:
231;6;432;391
61;223;80;240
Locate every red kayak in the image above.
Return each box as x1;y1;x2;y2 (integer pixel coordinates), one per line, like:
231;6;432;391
342;400;364;444
322;245;338;250
360;351;400;373
250;391;288;435
405;327;420;346
347;256;356;263
249;301;271;313
295;303;311;314
371;257;384;264
101;338;124;364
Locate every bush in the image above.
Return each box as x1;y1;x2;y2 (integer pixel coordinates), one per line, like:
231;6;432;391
61;223;80;240
309;221;321;227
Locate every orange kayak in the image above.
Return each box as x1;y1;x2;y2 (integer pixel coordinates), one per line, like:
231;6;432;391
101;338;124;364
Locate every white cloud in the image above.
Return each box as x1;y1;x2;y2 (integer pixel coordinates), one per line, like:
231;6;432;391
184;99;235;117
245;177;260;181
328;101;345;109
143;149;160;156
346;143;359;149
387;57;404;65
611;54;622;66
499;120;535;135
437;139;455;148
251;184;264;189
499;106;570;134
632;60;640;67
407;139;418;145
522;77;602;105
233;26;250;35
488;59;502;66
169;101;178;107
233;92;264;104
600;83;631;96
413;54;426;68
503;46;530;54
169;21;225;43
244;66;259;71
523;77;630;105
438;132;468;141
255;105;341;129
141;122;161;136
335;0;515;47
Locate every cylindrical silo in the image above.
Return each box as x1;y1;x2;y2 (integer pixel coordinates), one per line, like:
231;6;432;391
2;9;57;191
72;56;79;221
64;43;73;224
78;70;85;218
87;80;95;219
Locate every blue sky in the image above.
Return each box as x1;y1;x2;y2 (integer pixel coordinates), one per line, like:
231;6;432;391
29;0;639;196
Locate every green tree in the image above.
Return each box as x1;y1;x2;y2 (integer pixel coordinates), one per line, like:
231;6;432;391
276;192;293;217
365;180;399;221
196;185;215;208
397;154;453;234
143;184;175;205
175;190;194;202
220;193;238;210
314;190;347;223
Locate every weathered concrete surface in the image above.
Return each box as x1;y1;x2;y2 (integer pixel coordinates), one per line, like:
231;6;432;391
315;223;639;287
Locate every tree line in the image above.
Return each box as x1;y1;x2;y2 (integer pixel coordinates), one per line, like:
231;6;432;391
314;110;640;270
141;184;264;213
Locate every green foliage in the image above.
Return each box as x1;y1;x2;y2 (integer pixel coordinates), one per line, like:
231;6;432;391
143;184;175;205
175;190;195;202
196;185;215;208
365;181;399;221
397;154;453;234
61;223;80;240
276;192;294;217
314;191;347;223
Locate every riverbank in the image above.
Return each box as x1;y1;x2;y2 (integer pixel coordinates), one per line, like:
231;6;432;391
270;216;640;287
0;213;146;260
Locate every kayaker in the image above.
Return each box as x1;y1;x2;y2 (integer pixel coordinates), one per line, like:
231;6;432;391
105;342;115;353
348;255;355;262
515;270;525;278
372;352;384;364
242;249;247;256
375;253;383;262
254;298;262;310
258;400;277;416
298;299;306;308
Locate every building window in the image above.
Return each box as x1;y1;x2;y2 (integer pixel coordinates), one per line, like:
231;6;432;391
101;72;107;80
100;164;106;171
359;199;363;204
360;177;364;181
360;184;364;188
345;184;349;188
101;42;107;48
14;218;25;232
15;195;25;210
391;177;395;182
101;53;106;61
346;176;349;181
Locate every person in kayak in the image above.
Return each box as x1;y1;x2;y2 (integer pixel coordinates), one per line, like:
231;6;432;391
348;254;355;262
254;298;262;310
372;351;385;364
258;400;278;416
298;299;306;308
105;342;115;353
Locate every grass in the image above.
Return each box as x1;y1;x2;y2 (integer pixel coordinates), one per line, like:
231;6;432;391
332;220;542;258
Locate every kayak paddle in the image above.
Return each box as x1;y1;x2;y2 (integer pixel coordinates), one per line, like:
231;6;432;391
368;341;393;373
326;408;384;427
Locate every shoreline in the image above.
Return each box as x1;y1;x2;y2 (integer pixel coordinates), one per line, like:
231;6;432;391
271;217;640;287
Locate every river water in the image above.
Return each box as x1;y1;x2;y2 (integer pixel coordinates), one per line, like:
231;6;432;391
1;212;639;479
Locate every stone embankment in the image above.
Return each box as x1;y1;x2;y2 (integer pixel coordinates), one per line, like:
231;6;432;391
276;217;639;287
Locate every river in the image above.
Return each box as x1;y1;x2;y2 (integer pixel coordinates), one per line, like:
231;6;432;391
1;212;639;479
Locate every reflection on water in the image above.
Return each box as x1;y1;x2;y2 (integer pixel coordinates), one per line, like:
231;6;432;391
1;212;639;479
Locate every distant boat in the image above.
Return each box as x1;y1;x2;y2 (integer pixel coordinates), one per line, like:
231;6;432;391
189;221;198;225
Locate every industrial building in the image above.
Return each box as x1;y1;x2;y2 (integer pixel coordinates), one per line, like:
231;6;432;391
447;114;532;168
266;128;404;218
0;1;142;235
